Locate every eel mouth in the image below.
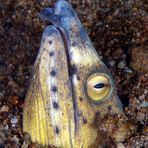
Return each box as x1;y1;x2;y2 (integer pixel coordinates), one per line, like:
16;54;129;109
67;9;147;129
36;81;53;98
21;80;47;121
57;27;79;134
40;0;80;133
40;2;81;137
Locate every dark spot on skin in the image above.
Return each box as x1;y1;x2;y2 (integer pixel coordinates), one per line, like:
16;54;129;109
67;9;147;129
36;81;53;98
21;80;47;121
49;52;54;56
53;101;59;109
49;40;52;44
77;76;80;80
50;70;56;76
77;111;82;117
55;126;60;134
79;97;83;102
70;64;77;76
72;41;76;47
95;111;100;117
83;118;88;124
108;105;112;111
51;86;57;92
94;111;102;123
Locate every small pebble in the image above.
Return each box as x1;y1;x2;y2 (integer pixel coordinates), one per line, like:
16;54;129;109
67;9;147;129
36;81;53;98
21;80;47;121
4;124;9;130
12;135;19;143
0;105;9;112
0;64;7;76
10;116;19;124
0;93;4;100
118;60;126;69
129;46;148;73
138;94;145;100
140;101;148;108
136;112;145;121
123;67;133;73
117;143;125;148
109;60;115;67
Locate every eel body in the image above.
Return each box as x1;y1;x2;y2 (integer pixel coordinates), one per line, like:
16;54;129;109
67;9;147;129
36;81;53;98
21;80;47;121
23;0;123;147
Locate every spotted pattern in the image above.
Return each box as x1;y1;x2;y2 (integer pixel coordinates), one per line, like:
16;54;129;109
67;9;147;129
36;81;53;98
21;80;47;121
49;40;52;44
83;118;88;124
51;86;57;92
72;41;76;47
49;51;54;56
53;101;59;109
46;37;62;144
55;126;60;134
50;70;56;76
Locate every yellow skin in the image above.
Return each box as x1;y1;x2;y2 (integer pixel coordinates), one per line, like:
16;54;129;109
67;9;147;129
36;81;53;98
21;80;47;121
23;0;123;147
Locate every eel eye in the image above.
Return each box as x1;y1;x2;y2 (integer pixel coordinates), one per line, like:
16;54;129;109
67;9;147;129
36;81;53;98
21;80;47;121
86;75;111;101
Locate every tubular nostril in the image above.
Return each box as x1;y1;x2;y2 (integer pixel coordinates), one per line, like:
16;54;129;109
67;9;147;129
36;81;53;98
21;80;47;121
39;8;54;21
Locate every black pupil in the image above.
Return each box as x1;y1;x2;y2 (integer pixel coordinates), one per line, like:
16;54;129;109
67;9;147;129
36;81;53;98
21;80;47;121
94;83;105;89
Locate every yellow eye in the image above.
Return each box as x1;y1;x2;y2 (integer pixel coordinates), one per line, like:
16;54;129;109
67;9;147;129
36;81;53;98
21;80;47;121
86;74;111;101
